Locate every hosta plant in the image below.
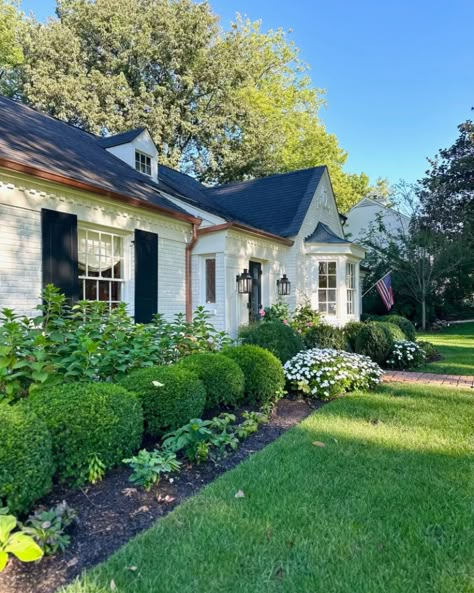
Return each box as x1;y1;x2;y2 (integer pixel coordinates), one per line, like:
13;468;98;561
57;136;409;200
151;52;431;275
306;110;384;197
123;450;181;491
386;341;426;370
22;502;78;556
284;348;383;400
0;513;43;572
235;411;269;439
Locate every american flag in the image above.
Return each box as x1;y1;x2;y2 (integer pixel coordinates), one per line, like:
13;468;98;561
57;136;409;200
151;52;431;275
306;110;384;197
376;273;394;311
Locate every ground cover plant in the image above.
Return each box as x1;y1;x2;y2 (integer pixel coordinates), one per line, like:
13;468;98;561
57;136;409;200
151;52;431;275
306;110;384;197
418;321;474;375
61;382;474;593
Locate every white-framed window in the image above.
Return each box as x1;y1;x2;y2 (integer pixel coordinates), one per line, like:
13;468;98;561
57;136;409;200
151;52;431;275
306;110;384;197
318;261;337;315
135;150;152;176
346;262;356;315
78;228;125;309
205;257;216;304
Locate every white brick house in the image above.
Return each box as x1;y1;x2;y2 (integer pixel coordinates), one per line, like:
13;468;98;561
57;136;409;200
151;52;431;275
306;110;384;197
0;96;365;335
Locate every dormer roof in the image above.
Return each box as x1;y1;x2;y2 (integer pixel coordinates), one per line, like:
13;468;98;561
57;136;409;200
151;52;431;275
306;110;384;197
97;128;147;148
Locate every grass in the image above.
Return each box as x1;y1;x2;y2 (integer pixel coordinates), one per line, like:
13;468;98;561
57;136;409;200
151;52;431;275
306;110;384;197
418;321;474;375
63;384;474;593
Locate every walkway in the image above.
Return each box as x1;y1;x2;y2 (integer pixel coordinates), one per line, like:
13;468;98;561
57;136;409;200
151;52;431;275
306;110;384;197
384;371;474;389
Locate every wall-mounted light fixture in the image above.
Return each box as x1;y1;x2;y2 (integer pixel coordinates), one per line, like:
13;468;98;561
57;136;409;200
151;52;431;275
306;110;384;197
277;274;291;296
236;268;252;294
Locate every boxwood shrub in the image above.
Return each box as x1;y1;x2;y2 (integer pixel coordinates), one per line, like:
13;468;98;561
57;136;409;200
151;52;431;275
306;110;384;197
239;321;304;363
178;353;245;410
354;321;392;365
344;321;366;351
0;402;55;515
379;321;406;346
303;323;347;350
223;345;285;406
382;315;416;341
120;366;205;437
29;383;144;486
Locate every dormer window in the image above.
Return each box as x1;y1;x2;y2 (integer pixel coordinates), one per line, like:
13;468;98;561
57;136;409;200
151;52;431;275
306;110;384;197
135;150;152;176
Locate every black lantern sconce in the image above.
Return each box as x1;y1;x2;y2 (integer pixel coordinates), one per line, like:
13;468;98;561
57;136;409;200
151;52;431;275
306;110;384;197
236;268;253;294
277;274;291;296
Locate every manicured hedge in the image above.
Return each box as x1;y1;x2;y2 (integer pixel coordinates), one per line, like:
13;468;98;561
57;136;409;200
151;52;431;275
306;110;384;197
223;345;285;406
0;402;55;515
239;321;304;363
303;323;347;350
178;353;245;410
379;322;406;346
383;315;416;341
354;321;392;365
344;321;366;351
29;383;144;486
120;366;205;437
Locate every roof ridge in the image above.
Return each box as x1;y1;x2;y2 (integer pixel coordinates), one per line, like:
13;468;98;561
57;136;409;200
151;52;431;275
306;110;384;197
209;165;327;191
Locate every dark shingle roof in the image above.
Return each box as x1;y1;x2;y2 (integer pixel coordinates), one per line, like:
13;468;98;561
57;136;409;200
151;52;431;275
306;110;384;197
0;97;190;218
97;128;147;148
205;167;326;237
305;222;349;243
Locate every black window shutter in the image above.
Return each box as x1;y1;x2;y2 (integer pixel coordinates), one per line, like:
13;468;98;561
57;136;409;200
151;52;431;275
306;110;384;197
134;229;158;323
41;208;79;304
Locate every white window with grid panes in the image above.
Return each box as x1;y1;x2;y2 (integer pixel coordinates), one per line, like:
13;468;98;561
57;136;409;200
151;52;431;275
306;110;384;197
346;262;356;315
135;150;152;176
318;261;337;315
78;228;125;308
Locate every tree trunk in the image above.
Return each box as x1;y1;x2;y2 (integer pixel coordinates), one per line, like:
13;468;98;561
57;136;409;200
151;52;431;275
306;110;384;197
421;298;427;331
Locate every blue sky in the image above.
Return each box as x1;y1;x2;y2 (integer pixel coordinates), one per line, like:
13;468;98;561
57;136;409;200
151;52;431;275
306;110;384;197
21;0;474;186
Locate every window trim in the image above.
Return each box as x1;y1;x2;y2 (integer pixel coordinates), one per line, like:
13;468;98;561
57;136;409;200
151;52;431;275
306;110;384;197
205;257;216;304
78;227;125;309
318;260;337;316
135;150;152;176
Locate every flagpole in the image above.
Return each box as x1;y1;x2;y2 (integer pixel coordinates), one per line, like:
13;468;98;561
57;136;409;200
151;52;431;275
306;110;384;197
362;270;392;298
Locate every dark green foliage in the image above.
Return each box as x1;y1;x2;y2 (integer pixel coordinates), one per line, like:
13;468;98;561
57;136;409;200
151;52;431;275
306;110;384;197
303;323;347;351
353;322;392;365
344;321;366;350
379;322;406;346
0;402;55;515
417;341;441;362
382;315;416;341
223;345;285;406
177;353;244;410
239;321;304;363
119;366;205;437
29;383;143;486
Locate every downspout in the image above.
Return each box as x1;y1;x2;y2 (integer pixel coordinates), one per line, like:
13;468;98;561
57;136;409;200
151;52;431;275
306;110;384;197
185;223;200;322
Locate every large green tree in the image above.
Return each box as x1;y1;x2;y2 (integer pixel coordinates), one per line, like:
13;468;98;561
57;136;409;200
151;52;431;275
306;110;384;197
0;0;23;76
9;0;370;209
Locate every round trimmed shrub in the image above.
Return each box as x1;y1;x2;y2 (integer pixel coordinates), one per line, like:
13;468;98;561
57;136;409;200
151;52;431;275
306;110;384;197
119;366;205;437
29;383;144;486
353;321;392;365
344;321;365;350
0;402;54;515
303;323;347;350
223;345;285;406
379;321;406;346
178;353;245;410
239;321;304;363
383;315;416;341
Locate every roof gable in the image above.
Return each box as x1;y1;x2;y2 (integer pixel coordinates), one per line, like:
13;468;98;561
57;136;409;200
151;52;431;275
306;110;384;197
305;222;349;244
97;128;147;148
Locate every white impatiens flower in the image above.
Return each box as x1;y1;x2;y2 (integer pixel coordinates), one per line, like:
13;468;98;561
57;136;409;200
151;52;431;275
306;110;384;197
152;380;164;388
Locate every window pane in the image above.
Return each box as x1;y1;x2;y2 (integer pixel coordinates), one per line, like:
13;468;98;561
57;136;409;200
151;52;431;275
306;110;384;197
319;303;328;313
98;280;110;301
328;302;337;315
319;274;328;288
319;262;327;275
318;290;327;304
111;282;121;302
85;280;97;300
328;275;337;288
328;289;336;302
328;262;336;274
113;260;122;279
206;258;216;303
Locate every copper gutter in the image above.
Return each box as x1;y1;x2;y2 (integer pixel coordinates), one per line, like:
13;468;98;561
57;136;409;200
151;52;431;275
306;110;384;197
197;222;294;246
0;158;201;226
185;223;200;322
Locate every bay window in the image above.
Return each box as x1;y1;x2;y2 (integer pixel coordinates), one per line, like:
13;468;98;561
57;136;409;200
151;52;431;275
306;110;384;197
318;261;337;315
78;228;125;308
346;262;356;315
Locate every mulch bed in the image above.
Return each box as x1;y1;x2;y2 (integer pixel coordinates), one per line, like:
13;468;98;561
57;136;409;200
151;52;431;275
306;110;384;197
0;398;320;593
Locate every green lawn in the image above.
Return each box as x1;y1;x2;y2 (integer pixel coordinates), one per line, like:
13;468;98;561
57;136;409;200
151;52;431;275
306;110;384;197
419;321;474;375
64;384;474;593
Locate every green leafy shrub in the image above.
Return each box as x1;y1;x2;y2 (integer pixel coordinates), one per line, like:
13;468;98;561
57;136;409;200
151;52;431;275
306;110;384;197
239;321;304;363
353;321;392;365
303;323;347;350
177;353;244;410
235;411;269;439
417;340;441;362
0;514;43;572
382;315;417;341
223;345;285;406
22;502;78;556
344;321;365;350
119;366;205;437
284;348;383;399
386;341;427;369
260;302;290;322
123;449;181;491
290;298;321;337
0;402;54;515
29;383;143;486
379;322;406;346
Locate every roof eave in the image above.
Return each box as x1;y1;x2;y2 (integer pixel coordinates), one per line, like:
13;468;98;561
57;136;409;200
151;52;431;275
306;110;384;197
0;158;201;226
197;222;294;246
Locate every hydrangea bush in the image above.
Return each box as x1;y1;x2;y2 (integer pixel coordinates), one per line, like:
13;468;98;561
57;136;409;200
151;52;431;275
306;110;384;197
284;348;383;400
386;341;426;370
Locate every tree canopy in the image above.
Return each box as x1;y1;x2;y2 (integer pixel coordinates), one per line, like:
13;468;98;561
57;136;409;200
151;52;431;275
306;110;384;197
0;0;23;76
4;0;371;211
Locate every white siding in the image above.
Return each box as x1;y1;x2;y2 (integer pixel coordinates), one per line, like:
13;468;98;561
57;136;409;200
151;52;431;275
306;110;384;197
0;171;190;319
345;197;410;242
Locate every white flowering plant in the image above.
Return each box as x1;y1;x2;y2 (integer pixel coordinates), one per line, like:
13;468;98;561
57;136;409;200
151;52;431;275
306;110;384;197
284;348;384;400
386;341;426;370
